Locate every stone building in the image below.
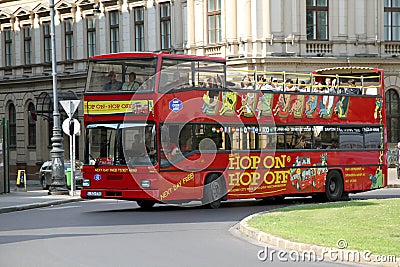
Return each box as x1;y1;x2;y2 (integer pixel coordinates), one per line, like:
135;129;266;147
0;0;399;180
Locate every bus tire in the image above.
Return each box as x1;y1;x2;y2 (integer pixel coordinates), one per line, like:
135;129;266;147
136;200;155;209
202;173;226;209
325;170;344;202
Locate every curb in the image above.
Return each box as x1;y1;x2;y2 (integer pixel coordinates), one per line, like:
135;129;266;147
0;198;84;214
386;184;400;188
239;212;400;267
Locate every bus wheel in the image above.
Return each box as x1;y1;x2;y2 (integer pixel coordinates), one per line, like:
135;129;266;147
325;170;344;201
136;200;155;209
203;174;226;209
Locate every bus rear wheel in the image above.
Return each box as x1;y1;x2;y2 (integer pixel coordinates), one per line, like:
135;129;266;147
136;200;155;209
324;170;344;201
202;173;226;209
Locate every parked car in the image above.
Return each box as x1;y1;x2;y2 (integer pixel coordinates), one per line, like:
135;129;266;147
39;160;83;190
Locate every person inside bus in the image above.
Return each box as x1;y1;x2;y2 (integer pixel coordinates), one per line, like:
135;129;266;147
298;80;309;92
346;79;361;94
122;72;140;91
325;77;337;93
285;79;298;92
295;136;306;149
270;78;282;91
329;140;338;149
237;75;256;116
131;134;152;156
201;77;220;114
314;82;327;94
103;71;123;91
161;139;179;161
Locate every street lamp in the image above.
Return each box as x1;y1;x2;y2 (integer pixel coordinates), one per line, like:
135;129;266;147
48;0;68;195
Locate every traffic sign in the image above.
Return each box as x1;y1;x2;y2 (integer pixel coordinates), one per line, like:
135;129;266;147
62;118;80;136
60;100;80;118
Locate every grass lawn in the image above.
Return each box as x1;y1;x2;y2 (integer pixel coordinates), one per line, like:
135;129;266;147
248;198;400;257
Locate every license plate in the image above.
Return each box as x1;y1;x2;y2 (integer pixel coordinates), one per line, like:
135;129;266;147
87;191;102;197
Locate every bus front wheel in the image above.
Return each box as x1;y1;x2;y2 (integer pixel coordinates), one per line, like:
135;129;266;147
324;170;344;201
202;173;226;209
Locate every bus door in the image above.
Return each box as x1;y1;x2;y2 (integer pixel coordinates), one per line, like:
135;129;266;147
159;124;197;201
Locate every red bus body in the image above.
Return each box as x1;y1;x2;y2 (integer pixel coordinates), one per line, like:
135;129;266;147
81;52;387;207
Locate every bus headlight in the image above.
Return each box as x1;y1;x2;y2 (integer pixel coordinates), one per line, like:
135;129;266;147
141;180;151;188
82;179;91;187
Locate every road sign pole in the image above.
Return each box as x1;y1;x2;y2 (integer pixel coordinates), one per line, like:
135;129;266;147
60;100;80;196
69;132;74;196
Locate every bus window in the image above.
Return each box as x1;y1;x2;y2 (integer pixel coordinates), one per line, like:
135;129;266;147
86;124;118;165
285;131;296;149
85;58;157;93
179;124;194;151
364;131;381;148
339;132;363;149
193;124;222;151
159;60;193;92
317;126;339;149
120;123;156;165
276;133;285;149
259;133;275;150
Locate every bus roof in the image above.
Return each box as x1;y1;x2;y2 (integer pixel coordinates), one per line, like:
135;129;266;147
90;52;226;63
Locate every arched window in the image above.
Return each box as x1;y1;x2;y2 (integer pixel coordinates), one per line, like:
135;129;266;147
386;89;400;143
27;102;36;147
8;104;16;147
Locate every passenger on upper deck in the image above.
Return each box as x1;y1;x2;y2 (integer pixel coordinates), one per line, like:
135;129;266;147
103;71;122;91
285;79;298;92
237;75;256;116
257;75;266;90
241;75;254;89
271;78;282;91
346;79;361;95
298;80;309;92
122;72;141;91
314;82;328;94
324;77;337;93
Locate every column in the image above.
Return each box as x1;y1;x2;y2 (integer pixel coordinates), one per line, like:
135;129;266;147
14;18;21;67
186;0;195;52
33;13;41;65
75;6;84;60
121;0;131;52
98;3;107;55
54;11;62;63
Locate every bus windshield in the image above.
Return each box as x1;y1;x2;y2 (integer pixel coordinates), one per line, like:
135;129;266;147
85;57;158;93
85;122;157;166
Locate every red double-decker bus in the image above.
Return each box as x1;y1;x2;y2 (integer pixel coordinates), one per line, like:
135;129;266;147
81;52;387;208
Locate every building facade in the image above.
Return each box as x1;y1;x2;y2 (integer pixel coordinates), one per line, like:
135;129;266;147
0;0;399;180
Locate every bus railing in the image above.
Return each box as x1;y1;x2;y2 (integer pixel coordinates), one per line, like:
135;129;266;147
226;69;382;96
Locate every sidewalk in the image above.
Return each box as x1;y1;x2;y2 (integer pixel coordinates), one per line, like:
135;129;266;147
387;167;400;188
0;180;82;214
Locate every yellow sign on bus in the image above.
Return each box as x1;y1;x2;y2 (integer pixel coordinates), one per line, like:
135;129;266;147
84;100;154;115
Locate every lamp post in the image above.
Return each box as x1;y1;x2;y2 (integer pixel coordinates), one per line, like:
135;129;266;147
48;0;68;195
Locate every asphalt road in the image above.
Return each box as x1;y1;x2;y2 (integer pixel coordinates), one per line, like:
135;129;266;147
1;189;398;267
